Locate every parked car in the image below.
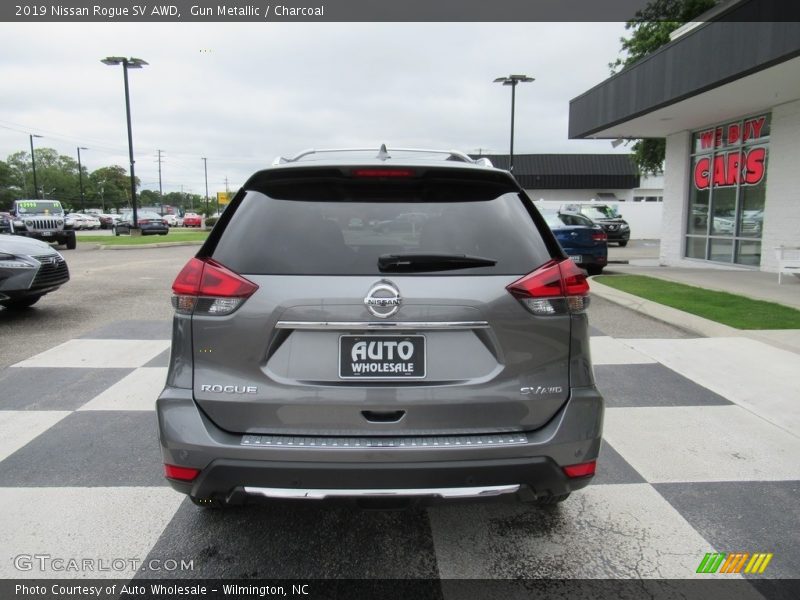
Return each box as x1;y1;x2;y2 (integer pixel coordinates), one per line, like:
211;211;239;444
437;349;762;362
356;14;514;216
11;200;77;250
0;234;70;309
158;146;603;509
78;213;101;230
162;214;179;227
114;211;169;236
0;212;13;234
560;203;630;246
541;210;608;275
97;214;120;230
182;213;202;228
66;213;89;230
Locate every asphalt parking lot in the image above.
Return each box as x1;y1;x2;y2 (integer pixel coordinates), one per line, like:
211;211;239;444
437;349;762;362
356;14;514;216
1;245;798;594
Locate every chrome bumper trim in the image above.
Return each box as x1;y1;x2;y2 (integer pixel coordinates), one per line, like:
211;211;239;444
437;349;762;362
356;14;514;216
243;484;520;500
275;320;489;330
241;432;528;448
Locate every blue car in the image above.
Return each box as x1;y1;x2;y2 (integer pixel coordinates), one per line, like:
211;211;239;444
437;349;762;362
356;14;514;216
541;209;608;275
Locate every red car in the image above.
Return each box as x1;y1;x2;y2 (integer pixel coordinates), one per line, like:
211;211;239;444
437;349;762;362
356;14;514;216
182;213;202;227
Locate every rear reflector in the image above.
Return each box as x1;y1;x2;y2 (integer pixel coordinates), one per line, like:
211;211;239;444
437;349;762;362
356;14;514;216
563;460;596;478
171;257;258;316
507;258;590;315
164;464;200;481
352;168;416;178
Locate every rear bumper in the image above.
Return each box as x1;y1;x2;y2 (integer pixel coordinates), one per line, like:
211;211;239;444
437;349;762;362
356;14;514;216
156;386;603;502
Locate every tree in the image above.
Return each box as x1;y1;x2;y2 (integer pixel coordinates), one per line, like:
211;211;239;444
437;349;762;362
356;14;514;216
610;0;717;174
88;165;140;213
0;160;17;210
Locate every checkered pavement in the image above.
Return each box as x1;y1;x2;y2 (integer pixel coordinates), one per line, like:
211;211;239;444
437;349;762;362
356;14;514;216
1;320;799;583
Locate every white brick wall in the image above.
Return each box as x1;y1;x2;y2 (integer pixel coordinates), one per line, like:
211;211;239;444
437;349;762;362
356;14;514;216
761;99;800;271
660;131;692;265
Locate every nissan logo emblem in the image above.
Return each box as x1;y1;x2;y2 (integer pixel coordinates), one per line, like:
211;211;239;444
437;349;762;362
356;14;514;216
364;280;402;318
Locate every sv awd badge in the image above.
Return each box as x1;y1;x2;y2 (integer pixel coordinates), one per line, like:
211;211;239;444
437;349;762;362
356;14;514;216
201;384;258;394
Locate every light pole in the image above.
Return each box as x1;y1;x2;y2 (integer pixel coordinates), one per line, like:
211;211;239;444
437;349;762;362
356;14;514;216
102;56;148;228
29;134;43;199
77;146;88;210
493;74;534;173
202;157;209;217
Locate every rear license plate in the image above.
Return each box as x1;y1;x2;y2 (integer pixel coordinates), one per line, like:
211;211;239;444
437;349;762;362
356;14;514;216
569;255;582;263
339;335;425;379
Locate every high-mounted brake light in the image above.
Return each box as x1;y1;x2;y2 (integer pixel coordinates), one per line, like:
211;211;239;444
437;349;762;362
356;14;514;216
507;259;590;316
171;257;258;316
352;168;416;178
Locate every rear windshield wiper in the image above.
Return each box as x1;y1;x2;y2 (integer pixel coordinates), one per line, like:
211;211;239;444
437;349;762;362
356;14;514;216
378;253;497;273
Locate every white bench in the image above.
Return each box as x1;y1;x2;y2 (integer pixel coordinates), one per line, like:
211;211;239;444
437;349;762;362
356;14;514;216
775;246;800;284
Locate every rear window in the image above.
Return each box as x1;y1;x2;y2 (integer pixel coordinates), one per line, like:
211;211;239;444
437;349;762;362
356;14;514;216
211;181;551;275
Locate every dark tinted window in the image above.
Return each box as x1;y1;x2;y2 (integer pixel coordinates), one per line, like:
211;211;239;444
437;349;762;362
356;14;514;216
212;184;550;275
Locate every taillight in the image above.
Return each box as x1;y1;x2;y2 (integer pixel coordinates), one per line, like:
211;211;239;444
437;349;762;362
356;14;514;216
507;258;590;316
164;464;200;481
563;460;597;478
171;257;258;316
591;231;607;242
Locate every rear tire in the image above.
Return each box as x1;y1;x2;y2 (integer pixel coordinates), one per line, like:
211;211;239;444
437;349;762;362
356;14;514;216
1;296;42;310
586;265;604;276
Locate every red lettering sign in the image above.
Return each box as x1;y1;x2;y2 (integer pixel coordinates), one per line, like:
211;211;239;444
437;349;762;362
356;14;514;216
744;116;766;141
693;148;766;190
744;147;766;184
694;157;710;189
727;123;740;145
699;130;715;150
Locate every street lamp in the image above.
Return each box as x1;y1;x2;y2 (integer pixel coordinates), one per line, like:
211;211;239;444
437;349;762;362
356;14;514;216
493;74;534;173
29;134;43;199
101;56;148;228
202;157;209;217
77;146;88;210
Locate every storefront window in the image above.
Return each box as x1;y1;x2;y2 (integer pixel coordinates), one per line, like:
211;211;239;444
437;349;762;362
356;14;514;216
686;114;769;265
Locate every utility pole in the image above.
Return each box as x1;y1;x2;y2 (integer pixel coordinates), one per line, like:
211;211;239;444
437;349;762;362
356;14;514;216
202;157;209;217
29;134;43;199
77;147;88;210
157;149;164;215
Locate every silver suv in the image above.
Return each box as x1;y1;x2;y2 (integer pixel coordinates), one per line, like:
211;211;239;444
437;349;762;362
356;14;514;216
157;146;603;508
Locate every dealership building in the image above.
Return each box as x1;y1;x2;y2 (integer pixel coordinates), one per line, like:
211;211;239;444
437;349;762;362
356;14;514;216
569;0;800;271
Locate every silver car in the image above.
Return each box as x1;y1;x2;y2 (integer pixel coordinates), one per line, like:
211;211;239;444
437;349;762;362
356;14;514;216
0;234;70;309
157;147;603;508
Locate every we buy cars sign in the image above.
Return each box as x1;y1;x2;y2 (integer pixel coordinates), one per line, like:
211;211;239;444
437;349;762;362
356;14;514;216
693;115;768;190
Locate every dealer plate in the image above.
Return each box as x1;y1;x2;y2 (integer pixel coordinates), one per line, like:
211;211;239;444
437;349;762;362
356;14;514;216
568;255;582;263
339;335;426;379
40;231;53;237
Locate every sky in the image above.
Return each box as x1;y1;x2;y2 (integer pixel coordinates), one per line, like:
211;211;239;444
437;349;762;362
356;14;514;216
0;21;628;196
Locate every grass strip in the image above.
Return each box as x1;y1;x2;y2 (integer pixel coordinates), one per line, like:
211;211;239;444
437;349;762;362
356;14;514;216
594;274;800;330
78;231;209;245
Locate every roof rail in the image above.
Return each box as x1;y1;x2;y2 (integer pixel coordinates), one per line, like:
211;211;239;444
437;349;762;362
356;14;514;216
272;144;493;167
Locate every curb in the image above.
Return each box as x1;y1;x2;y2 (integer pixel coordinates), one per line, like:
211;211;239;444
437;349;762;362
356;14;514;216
589;277;800;354
98;241;205;250
588;278;739;337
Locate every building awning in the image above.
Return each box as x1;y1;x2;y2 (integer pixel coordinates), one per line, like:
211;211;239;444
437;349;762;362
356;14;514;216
569;0;800;140
472;154;640;189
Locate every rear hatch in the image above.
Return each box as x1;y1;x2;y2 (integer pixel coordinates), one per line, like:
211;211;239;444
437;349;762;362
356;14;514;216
177;166;585;436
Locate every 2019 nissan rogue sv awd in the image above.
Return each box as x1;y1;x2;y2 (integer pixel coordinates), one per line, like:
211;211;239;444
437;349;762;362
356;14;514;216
157;146;603;508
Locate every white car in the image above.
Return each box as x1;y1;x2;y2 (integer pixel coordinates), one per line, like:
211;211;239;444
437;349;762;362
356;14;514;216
162;214;179;227
78;213;101;229
66;213;88;230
